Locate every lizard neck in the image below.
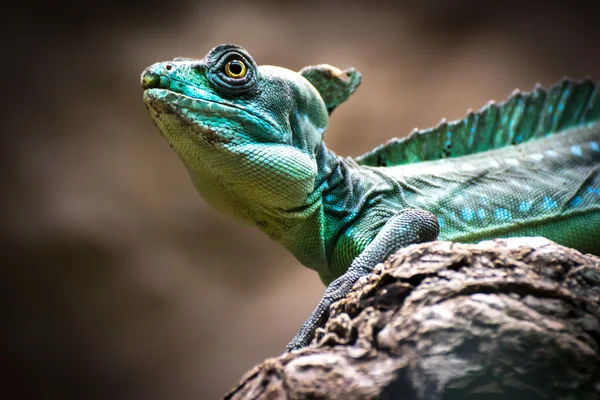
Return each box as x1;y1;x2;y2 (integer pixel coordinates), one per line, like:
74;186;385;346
255;143;356;274
307;145;412;282
261;143;342;271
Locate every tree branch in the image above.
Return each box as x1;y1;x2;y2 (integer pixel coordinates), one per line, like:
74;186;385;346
226;238;600;400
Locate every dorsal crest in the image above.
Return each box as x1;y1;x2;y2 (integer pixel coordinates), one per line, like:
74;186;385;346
356;79;599;167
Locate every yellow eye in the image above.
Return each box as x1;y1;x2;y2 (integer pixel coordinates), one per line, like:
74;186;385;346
224;59;247;78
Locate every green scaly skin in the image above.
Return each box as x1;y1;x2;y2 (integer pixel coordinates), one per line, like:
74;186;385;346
141;44;600;351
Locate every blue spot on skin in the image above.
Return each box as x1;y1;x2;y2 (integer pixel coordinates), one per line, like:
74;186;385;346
568;196;582;208
514;134;523;144
542;197;558;210
438;216;445;228
450;211;458;220
495;208;512;221
518;200;531;212
558;103;564;111
591;142;599;152
480;195;489;205
571;145;583;157
325;193;337;203
461;208;474;221
547;105;553;113
587;186;595;194
477;209;487;219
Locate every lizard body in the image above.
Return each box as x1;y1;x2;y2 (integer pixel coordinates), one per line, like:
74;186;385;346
141;44;600;350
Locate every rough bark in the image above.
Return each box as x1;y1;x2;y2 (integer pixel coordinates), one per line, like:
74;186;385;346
225;238;600;400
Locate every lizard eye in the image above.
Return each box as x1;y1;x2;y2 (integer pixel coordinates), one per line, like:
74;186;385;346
205;45;258;95
224;59;247;79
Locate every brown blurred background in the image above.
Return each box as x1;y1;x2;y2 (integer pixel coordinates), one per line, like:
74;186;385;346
2;0;599;399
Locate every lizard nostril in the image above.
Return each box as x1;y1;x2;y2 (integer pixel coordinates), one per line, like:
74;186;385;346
141;70;160;89
166;64;172;71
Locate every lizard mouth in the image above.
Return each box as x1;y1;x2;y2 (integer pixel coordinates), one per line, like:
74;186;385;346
143;88;237;144
144;87;248;120
143;87;282;143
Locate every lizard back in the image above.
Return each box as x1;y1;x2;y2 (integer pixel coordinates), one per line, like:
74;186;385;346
353;79;600;254
381;122;600;254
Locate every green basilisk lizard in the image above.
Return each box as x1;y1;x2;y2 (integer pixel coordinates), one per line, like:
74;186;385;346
141;44;600;351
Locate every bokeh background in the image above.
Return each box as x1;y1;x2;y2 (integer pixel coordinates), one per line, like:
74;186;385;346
3;1;599;399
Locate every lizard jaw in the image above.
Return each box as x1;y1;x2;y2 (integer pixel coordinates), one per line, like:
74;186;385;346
143;88;239;145
143;88;282;144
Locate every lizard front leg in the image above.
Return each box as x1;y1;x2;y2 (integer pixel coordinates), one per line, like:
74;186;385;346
286;208;439;351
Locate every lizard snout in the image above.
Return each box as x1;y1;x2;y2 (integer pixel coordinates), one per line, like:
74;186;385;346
141;69;160;89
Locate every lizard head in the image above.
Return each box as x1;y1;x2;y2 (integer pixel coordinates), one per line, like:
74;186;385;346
141;44;330;222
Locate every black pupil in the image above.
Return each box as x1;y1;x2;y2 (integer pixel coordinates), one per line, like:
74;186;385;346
229;60;243;75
